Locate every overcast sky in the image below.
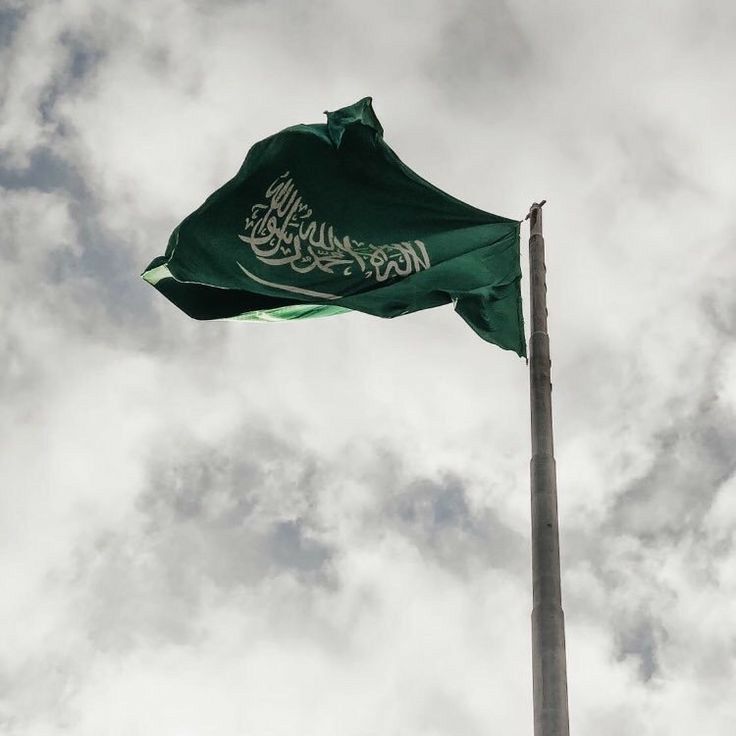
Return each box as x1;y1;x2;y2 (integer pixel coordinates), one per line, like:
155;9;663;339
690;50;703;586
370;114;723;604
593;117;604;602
1;1;736;734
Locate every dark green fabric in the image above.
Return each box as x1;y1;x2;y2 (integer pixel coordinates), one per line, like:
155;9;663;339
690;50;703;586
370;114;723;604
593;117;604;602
142;97;525;355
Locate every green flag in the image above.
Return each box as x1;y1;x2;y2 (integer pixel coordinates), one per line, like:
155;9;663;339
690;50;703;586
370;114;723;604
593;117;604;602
142;97;525;356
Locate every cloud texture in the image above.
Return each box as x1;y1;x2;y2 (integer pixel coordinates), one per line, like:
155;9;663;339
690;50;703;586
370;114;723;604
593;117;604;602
1;0;736;733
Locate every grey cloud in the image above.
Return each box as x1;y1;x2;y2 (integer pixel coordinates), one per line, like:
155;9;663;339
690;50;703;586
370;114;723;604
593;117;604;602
45;21;104;91
63;31;104;83
0;655;77;733
75;529;204;651
427;0;533;99
0;148;166;349
383;471;527;576
0;147;83;193
67;436;523;660
269;520;332;574
137;430;334;580
614;615;667;682
702;233;736;339
0;13;103;168
614;122;703;201
60;428;336;657
610;389;736;542
0;4;24;51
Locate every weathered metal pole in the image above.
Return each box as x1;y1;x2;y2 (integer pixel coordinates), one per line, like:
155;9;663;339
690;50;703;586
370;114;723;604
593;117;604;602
528;202;570;736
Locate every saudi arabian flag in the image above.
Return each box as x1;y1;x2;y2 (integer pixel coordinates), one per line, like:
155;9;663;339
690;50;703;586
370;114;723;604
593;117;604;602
142;97;526;356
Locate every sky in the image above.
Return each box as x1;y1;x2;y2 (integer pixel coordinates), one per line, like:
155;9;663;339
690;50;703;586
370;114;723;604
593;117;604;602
1;0;736;734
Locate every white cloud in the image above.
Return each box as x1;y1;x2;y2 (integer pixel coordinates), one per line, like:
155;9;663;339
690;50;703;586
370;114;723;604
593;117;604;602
1;0;736;733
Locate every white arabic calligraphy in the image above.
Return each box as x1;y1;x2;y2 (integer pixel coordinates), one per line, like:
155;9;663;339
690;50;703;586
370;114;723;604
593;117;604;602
238;171;431;283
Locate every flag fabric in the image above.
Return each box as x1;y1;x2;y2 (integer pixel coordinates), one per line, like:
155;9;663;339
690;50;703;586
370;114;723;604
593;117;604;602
142;97;525;355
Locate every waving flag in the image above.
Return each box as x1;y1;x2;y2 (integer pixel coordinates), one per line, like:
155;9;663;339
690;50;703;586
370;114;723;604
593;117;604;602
142;97;525;355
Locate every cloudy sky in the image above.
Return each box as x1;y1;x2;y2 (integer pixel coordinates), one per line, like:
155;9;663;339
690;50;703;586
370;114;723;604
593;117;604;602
2;0;736;734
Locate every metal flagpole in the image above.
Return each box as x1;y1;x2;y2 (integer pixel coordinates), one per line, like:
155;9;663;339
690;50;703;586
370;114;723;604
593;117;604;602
527;201;570;736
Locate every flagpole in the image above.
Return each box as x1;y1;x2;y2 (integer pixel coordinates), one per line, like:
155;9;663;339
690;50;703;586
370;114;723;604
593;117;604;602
527;201;570;736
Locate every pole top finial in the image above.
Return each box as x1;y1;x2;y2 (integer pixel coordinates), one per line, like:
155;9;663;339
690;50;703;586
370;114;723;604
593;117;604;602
524;200;547;221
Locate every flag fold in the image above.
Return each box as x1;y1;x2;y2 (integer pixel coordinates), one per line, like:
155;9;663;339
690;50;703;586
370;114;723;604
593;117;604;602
142;97;525;355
